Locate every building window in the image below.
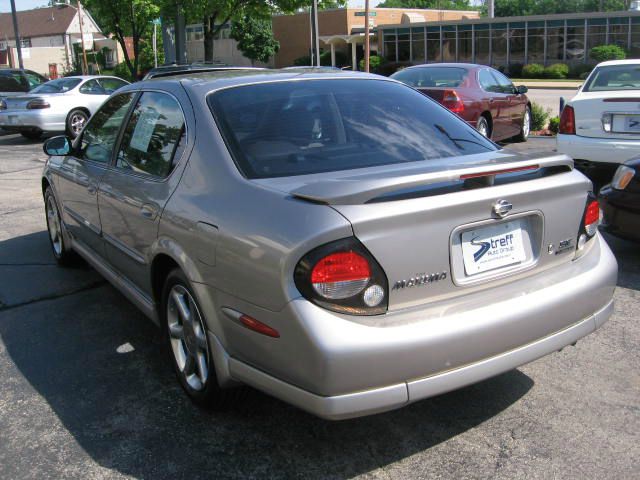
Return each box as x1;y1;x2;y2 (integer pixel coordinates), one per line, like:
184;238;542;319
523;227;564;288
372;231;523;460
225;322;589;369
547;20;564;64
383;30;397;62
475;25;490;65
609;17;629;51
427;27;441;63
631;17;640;57
411;27;425;63
458;26;472;63
397;28;410;62
566;19;585;63
20;38;31;48
587;19;607;62
491;23;507;67
442;26;456;62
509;23;526;67
526;21;544;64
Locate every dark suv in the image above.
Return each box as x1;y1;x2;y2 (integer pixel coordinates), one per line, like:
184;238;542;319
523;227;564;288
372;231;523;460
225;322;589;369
0;68;47;97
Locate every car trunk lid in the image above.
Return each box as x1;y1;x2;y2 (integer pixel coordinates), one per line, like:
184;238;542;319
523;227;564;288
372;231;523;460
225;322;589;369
572;91;640;139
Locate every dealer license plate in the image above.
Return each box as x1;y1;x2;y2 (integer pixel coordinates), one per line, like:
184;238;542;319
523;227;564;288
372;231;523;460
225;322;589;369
461;220;526;276
623;115;640;132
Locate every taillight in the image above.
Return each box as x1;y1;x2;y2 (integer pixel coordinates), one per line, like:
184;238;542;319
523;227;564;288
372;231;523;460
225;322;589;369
27;99;50;109
442;89;464;114
584;199;600;236
611;165;635;190
0;99;6;110
559;105;575;134
294;238;388;315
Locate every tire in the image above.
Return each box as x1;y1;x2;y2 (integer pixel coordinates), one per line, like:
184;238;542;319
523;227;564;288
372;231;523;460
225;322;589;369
476;115;490;138
161;268;245;409
514;106;531;143
44;187;77;266
20;130;42;140
66;109;89;138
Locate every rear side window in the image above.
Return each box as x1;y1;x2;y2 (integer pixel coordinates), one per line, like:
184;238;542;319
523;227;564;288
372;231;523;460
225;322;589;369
99;78;128;94
115;92;186;178
392;67;469;88
79;79;105;95
209;79;496;179
478;69;499;93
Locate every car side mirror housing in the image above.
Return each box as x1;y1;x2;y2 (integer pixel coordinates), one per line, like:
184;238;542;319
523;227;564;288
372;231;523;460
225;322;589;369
43;135;71;156
516;85;528;95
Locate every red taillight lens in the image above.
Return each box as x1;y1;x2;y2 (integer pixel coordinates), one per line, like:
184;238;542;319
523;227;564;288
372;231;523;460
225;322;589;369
559;105;575;134
26;99;50;109
442;90;464;114
311;251;370;299
584;199;600;236
294;238;388;315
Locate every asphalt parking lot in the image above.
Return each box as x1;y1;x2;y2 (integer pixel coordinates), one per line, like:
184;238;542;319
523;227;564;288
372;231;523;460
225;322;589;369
0;134;638;479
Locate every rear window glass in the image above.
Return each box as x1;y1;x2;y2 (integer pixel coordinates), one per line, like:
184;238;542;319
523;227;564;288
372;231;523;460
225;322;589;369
583;64;640;92
32;78;81;93
208;79;495;179
391;67;469;88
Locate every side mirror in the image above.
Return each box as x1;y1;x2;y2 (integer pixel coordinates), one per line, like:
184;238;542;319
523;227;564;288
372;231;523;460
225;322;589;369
43;135;71;156
516;85;528;95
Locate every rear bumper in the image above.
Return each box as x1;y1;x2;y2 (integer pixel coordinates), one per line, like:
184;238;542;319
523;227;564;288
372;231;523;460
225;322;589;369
228;299;613;420
0;110;66;132
204;234;617;419
599;185;640;242
557;134;640;165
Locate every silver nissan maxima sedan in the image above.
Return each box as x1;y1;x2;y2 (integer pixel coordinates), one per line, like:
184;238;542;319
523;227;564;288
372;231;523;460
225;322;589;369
41;69;617;420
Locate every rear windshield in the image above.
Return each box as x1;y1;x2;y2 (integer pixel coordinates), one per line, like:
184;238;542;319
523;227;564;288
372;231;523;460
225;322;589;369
32;78;82;93
391;67;469;88
208;79;495;179
0;71;29;92
583;64;640;92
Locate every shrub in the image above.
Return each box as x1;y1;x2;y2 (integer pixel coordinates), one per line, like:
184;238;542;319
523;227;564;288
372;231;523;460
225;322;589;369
113;62;134;82
507;63;524;78
579;71;591;80
531;102;551;131
293;55;311;66
358;55;384;73
548;116;560;135
590;44;626;63
544;63;569;79
376;61;412;76
521;63;545;78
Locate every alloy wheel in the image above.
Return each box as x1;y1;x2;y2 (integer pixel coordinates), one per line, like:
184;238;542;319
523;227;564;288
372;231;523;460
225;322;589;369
167;285;210;391
70;112;87;136
46;196;63;257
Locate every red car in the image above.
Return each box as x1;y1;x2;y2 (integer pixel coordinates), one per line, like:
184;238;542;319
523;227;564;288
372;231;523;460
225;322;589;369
391;63;531;143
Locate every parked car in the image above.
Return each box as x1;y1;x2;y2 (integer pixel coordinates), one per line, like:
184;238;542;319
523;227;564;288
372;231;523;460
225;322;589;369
0;75;129;139
41;70;616;420
0;67;47;97
391;63;531;142
557;60;640;190
599;157;640;242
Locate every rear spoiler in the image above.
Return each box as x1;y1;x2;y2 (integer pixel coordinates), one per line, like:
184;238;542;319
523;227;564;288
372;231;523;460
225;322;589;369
291;154;574;205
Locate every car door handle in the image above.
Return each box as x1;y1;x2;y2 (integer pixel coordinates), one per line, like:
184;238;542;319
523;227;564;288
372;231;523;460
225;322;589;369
140;204;157;220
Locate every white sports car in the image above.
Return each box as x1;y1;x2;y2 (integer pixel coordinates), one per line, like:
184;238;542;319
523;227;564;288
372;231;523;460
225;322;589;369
557;59;640;189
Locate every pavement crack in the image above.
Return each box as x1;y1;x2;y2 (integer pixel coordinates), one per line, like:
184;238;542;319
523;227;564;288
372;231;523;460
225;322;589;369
0;280;107;313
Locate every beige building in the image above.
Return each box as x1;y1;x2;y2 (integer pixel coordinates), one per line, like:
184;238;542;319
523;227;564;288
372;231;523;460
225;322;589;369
272;7;480;69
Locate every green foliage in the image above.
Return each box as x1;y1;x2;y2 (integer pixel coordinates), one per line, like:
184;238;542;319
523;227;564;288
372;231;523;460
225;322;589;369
377;61;413;76
359;55;384;73
293;55;311;66
521;63;545;78
319;50;348;67
508;63;524;78
544;63;569;79
589;44;627;63
493;0;628;17
548;116;560;135
378;0;475;10
530;102;551;131
230;15;279;64
568;63;594;79
113;62;135;82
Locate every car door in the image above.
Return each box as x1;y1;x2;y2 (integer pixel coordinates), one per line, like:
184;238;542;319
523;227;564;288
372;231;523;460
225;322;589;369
477;68;509;139
491;69;523;137
98;91;188;293
78;79;110;114
55;93;135;257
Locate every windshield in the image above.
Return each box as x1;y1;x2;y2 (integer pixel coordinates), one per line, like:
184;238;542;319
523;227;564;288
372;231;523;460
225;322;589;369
391;67;469;88
583;64;640;92
32;78;82;94
208;79;496;179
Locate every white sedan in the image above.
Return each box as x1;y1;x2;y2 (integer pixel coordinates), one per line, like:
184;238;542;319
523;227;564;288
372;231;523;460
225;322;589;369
0;75;129;140
557;59;640;189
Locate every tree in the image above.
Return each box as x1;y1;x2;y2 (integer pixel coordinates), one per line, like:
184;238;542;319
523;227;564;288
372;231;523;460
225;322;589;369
491;0;628;16
378;0;475;10
230;15;279;65
83;0;159;78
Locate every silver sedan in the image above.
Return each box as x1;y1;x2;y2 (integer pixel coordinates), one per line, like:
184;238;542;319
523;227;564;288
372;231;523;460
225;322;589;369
0;75;128;140
40;71;617;419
